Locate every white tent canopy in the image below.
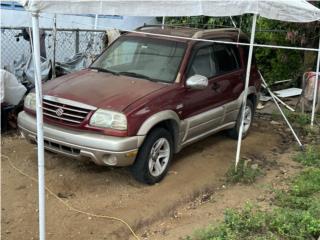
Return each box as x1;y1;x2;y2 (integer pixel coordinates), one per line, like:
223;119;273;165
11;1;320;240
19;0;320;22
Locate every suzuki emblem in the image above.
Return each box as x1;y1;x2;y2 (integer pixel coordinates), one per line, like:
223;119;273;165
55;108;64;117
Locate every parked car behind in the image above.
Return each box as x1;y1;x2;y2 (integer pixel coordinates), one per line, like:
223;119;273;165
18;25;261;184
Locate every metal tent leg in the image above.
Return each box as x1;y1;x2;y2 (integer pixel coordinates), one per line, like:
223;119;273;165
235;14;258;170
311;37;320;127
31;12;46;240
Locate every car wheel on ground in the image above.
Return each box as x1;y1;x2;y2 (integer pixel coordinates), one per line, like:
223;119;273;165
131;127;173;185
228;99;254;139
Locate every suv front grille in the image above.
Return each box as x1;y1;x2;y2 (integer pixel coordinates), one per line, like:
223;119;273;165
43;98;92;125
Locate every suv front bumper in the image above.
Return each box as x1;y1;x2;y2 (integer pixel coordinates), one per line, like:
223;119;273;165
18;111;144;166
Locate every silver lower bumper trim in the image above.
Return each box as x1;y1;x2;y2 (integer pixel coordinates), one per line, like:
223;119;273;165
18;111;143;166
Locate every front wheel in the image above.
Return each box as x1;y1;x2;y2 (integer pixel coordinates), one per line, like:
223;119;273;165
228;99;254;139
131;128;173;185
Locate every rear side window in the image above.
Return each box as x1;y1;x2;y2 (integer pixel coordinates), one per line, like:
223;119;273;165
187;43;241;79
213;44;240;74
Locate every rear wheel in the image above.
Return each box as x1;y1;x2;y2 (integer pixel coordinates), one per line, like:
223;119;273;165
228;99;254;139
131;128;173;185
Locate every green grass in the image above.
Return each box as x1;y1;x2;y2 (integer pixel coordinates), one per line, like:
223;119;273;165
271;110;315;127
270;110;320;139
285;111;311;127
185;204;273;240
185;147;320;240
268;206;320;239
275;168;320;210
225;159;262;184
294;145;320;167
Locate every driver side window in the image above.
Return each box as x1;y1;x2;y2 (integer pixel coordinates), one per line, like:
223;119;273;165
187;46;217;78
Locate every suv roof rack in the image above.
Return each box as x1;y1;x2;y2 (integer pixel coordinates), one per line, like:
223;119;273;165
135;24;201;31
136;24;241;39
192;28;240;39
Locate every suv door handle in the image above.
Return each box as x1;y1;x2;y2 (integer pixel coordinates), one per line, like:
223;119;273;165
211;82;220;91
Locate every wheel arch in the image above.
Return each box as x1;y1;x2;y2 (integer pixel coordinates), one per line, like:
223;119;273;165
247;91;258;112
137;110;181;153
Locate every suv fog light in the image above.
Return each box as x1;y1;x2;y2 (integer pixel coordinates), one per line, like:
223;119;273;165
103;155;117;166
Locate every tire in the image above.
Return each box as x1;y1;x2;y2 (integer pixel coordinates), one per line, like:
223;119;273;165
131;128;173;185
228;99;254;140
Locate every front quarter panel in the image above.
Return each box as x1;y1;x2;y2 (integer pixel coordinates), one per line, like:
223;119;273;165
137;110;181;136
124;84;185;137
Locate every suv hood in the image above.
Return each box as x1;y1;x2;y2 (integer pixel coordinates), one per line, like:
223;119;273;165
43;69;169;112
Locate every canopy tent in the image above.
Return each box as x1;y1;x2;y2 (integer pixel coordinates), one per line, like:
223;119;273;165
19;0;320;22
14;1;320;239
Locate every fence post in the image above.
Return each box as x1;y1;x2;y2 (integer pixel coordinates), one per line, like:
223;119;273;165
52;14;57;79
75;30;79;54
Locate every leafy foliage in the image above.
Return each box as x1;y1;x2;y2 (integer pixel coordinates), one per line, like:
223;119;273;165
268;207;320;239
294;145;320;167
284;110;312;127
186;201;320;240
226;159;262;184
275;168;320;210
254;19;305;84
164;16;248;30
185;148;320;240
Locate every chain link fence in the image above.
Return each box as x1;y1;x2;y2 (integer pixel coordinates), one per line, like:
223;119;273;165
1;27;107;69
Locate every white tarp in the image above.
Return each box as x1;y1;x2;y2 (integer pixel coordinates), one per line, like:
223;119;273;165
0;69;27;106
18;0;320;23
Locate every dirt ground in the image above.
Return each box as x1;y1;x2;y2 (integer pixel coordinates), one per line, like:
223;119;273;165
139;149;301;240
1;115;294;240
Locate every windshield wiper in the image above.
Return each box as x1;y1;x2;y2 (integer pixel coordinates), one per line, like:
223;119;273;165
89;67;119;75
118;71;156;82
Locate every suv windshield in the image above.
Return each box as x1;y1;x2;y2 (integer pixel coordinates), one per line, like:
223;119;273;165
91;36;186;83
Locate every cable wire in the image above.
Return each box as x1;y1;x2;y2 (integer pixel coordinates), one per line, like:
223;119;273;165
2;154;141;240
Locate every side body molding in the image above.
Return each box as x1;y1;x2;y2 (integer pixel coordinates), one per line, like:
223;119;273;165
135;87;258;152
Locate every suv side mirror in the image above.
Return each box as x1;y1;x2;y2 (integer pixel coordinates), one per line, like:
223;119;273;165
186;75;208;90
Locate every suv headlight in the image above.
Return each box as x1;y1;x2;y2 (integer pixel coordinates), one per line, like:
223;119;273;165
89;109;127;130
24;93;36;111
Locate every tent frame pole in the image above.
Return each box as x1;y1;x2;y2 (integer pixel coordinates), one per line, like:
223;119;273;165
31;12;46;240
260;74;303;147
235;14;258;169
93;14;99;51
311;36;320;126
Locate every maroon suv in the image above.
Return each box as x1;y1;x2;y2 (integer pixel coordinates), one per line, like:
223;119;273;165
18;26;261;184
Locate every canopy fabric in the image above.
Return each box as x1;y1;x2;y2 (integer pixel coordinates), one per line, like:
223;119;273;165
18;0;320;23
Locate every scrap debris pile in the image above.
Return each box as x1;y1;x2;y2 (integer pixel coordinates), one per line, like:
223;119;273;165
259;72;319;115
